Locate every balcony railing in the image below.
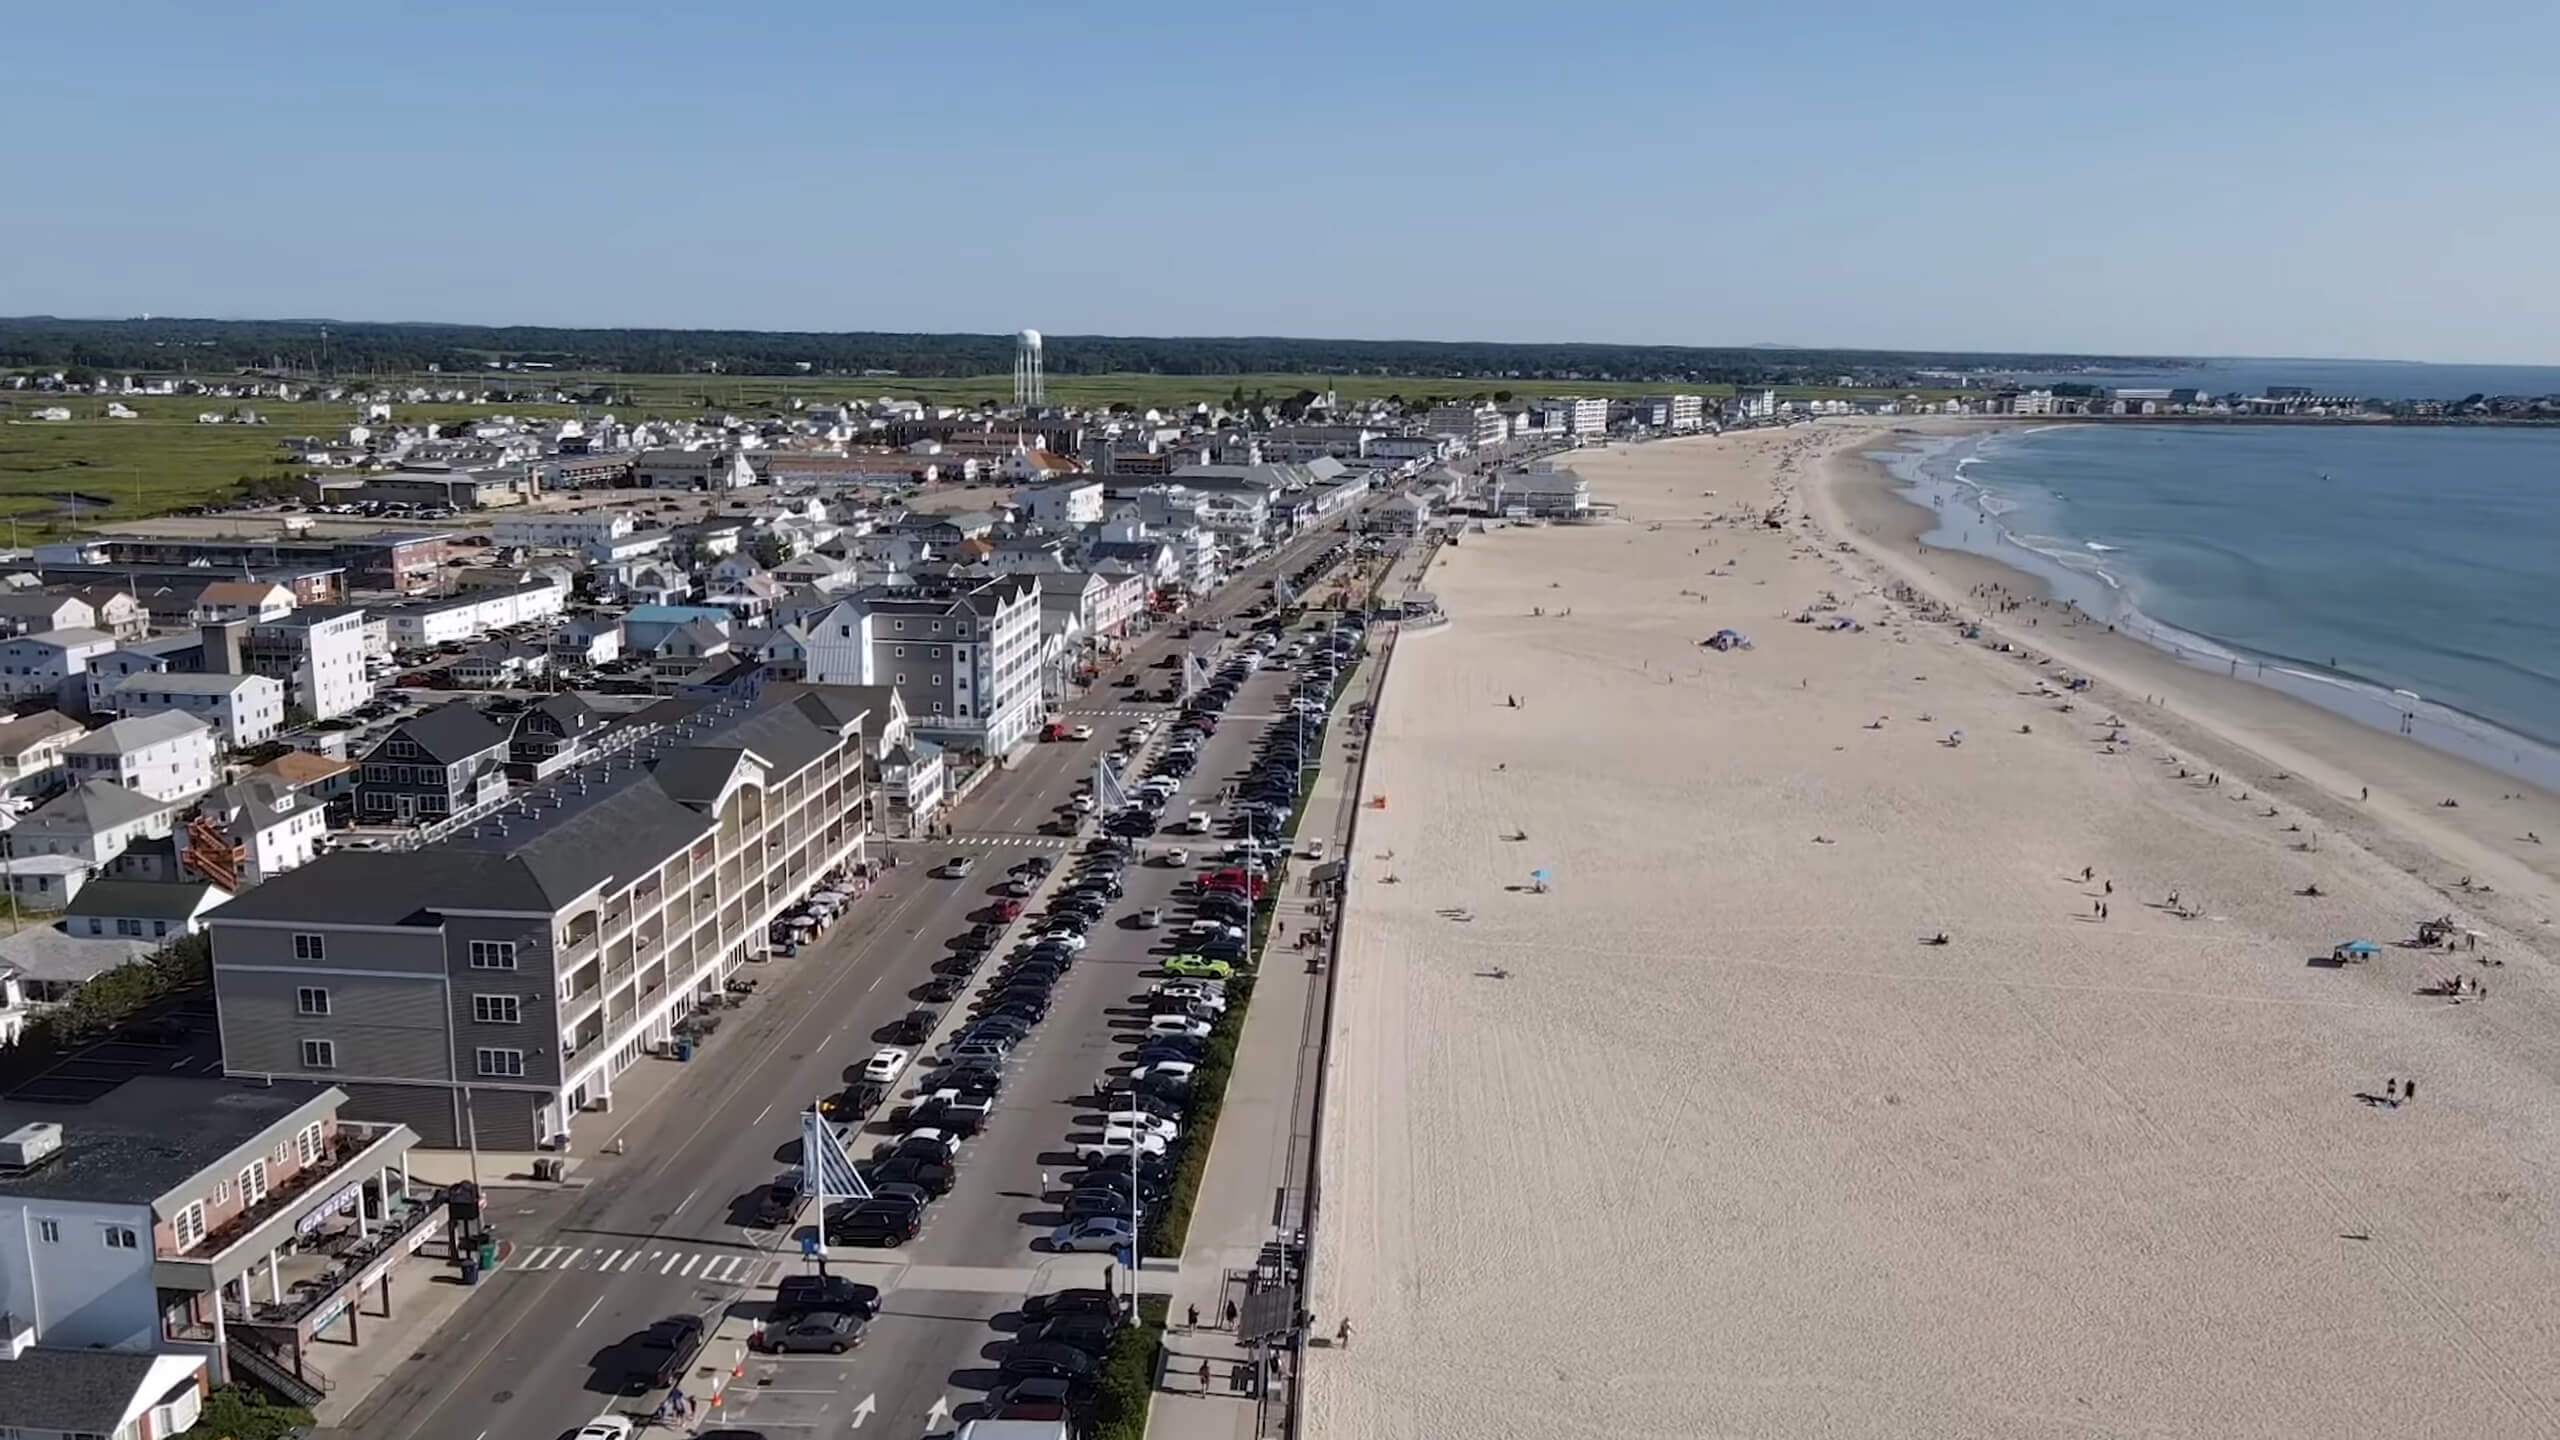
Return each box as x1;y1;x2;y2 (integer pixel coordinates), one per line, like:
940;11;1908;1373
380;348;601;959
174;1128;402;1262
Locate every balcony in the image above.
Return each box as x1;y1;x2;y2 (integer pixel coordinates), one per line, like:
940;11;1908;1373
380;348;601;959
155;1121;420;1278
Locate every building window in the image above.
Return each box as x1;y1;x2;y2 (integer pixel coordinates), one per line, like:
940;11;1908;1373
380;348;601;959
36;1218;59;1243
174;1201;206;1251
476;1047;526;1078
473;994;522;1025
114;917;142;937
297;986;329;1015
301;1039;335;1069
292;932;325;961
469;941;518;970
214;1178;231;1204
298;1123;323;1166
273;1140;290;1166
893;646;905;658
105;1225;139;1250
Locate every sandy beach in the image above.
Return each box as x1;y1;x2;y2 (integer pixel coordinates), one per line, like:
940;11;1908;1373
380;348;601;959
1306;424;2560;1439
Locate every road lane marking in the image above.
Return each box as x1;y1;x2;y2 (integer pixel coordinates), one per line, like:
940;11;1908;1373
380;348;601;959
619;1249;642;1271
575;1295;604;1327
600;1249;621;1270
661;1251;679;1274
680;1255;701;1276
562;1248;584;1269
754;1101;774;1123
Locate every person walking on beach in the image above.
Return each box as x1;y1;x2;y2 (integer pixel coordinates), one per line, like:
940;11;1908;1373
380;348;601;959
1337;1317;1353;1347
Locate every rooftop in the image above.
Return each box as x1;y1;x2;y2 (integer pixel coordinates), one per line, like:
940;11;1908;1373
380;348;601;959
0;1074;334;1206
66;711;213;754
113;670;270;697
0;1349;202;1437
217;688;870;924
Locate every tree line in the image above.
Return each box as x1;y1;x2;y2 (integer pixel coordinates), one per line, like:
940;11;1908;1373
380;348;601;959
0;316;2181;387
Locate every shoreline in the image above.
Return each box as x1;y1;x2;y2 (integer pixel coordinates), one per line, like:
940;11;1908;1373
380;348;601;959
1807;420;2560;949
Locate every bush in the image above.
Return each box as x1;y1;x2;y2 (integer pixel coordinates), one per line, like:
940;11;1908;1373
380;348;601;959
1089;1295;1168;1440
182;1384;312;1440
1143;971;1252;1258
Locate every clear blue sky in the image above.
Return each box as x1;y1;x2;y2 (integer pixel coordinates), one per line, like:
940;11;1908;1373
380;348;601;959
7;0;2554;363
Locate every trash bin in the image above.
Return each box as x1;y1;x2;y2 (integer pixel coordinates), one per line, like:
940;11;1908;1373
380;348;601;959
676;1039;696;1062
461;1257;481;1286
478;1237;499;1272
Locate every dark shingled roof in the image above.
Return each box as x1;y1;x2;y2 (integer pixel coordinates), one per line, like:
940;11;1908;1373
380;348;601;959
0;1349;186;1434
216;688;870;920
0;1074;332;1206
382;703;511;765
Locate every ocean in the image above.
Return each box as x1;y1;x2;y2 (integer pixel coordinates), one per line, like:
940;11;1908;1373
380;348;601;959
2006;357;2560;403
1879;424;2560;789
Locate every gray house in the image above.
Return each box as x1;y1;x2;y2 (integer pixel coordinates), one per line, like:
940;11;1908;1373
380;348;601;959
353;704;512;825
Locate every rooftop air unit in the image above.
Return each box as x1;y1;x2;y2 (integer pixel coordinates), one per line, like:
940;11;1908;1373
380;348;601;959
0;1122;64;1171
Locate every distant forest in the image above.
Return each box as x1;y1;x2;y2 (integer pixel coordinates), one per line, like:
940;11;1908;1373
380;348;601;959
0;316;2181;386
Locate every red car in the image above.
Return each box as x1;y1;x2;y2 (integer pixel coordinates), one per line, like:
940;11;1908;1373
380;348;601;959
1199;870;1265;900
994;899;1024;922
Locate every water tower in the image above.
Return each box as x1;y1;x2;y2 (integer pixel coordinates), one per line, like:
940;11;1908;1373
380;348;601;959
1013;328;1045;408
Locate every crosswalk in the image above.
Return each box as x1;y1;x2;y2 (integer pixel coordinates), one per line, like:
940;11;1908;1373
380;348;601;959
1060;706;1164;718
941;833;1074;849
509;1244;787;1284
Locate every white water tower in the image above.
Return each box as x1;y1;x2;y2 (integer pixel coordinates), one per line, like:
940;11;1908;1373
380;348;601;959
1013;328;1045;408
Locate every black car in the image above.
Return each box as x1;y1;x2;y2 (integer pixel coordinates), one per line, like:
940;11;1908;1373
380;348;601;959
1011;855;1056;878
1138;1038;1210;1065
751;1175;802;1227
1000;1341;1101;1382
825;1197;922;1246
920;975;967;1003
879;1134;960;1167
1023;1287;1129;1320
999;965;1063;991
1064;1188;1136;1222
885;1006;937;1044
863;1156;954;1196
634;1314;707;1391
968;1013;1035;1041
1020;1311;1122;1355
985;986;1052;1014
773;1273;883;1320
928;1063;1004;1097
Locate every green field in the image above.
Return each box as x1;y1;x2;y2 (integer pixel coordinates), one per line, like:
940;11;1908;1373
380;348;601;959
0;372;1959;537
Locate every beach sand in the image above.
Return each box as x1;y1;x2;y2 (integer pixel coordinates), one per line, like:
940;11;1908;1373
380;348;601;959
1305;424;2560;1439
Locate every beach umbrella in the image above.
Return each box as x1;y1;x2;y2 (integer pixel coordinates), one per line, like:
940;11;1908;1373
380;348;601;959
2339;939;2379;957
1529;867;1552;893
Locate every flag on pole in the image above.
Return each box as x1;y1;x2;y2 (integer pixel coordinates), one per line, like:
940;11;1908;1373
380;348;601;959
802;1108;872;1202
1097;754;1132;810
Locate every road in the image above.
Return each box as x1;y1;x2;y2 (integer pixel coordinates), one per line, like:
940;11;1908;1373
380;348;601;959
342;514;1367;1440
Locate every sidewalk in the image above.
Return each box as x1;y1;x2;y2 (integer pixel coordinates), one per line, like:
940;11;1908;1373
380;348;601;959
1148;638;1387;1440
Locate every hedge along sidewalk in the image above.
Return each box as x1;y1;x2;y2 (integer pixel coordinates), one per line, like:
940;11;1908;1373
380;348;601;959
1141;640;1382;1440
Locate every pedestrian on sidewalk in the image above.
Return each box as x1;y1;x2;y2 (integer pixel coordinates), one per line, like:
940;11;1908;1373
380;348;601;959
1187;1303;1200;1330
1226;1298;1239;1328
1199;1360;1213;1391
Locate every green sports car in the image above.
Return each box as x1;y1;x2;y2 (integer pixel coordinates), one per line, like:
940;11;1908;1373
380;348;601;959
1162;954;1236;979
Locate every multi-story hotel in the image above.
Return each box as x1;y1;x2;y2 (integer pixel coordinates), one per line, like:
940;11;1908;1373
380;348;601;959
207;687;873;1149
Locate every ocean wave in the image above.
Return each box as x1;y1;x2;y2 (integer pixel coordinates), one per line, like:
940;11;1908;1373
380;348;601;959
2085;541;2120;553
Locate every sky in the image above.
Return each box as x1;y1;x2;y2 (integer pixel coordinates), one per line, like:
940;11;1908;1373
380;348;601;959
5;0;2555;363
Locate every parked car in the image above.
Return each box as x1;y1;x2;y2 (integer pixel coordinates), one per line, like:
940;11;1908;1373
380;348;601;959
1049;1216;1137;1253
860;1048;910;1084
755;1310;866;1354
632;1314;707;1392
772;1273;883;1319
1000;1340;1101;1382
1163;955;1236;980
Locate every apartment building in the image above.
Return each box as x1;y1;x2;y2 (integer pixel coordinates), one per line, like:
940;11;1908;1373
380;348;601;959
379;579;565;650
0;626;119;707
208;687;874;1148
0;709;85;799
243;607;372;720
800;576;1043;756
1426;403;1509;449
352;704;513;825
492;510;634;550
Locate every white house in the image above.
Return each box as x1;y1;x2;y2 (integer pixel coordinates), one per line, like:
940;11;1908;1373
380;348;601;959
63;713;219;803
107;672;287;749
187;581;296;625
182;776;327;890
62;879;232;942
7;779;180;869
0;627;120;707
0;710;85;799
551;616;624;667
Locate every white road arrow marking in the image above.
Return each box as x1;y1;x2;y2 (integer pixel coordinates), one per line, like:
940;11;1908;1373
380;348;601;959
849;1393;876;1428
925;1395;952;1432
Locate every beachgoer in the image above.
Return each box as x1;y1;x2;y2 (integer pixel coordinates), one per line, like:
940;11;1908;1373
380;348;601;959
1338;1317;1353;1346
2103;880;2112;895
2361;786;2369;800
2082;866;2094;882
2405;1079;2418;1102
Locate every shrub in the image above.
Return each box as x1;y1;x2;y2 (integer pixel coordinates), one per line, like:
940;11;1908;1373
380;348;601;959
1090;1295;1168;1440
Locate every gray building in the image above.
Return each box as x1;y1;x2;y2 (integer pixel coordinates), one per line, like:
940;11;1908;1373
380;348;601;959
208;687;873;1148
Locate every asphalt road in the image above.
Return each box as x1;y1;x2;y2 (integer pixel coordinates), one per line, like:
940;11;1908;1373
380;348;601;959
342;514;1365;1440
